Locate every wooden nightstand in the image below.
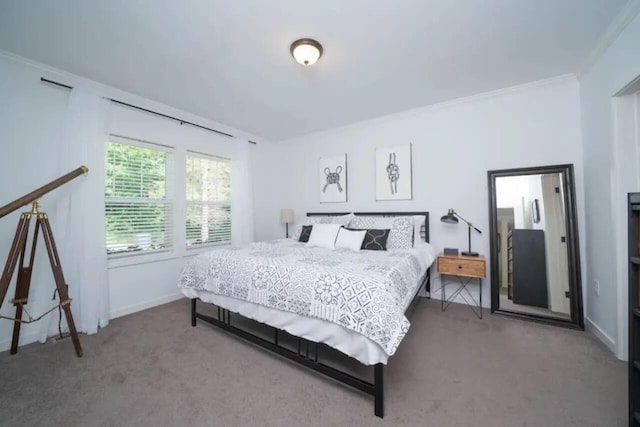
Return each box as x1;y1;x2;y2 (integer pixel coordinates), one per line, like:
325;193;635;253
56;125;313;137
437;253;486;318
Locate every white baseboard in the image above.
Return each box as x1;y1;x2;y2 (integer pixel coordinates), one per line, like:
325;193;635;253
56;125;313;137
109;292;185;319
0;330;41;353
2;293;186;353
585;315;618;357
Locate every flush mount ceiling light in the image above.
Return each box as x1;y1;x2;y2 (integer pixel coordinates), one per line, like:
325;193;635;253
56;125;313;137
290;38;323;66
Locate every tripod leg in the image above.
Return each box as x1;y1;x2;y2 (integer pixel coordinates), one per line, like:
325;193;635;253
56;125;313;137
0;215;31;311
39;216;83;357
10;219;39;354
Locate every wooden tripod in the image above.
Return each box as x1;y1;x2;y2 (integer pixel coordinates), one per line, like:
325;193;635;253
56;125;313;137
0;202;82;357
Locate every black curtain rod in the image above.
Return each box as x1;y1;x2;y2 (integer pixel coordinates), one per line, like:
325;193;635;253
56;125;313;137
41;77;73;90
109;99;235;139
40;77;256;143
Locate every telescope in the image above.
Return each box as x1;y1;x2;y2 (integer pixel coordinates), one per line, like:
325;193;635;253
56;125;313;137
0;165;89;358
0;166;88;219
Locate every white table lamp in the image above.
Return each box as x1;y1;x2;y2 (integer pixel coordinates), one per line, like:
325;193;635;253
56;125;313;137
280;209;294;238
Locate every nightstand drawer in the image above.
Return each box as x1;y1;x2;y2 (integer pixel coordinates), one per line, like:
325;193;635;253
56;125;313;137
437;256;486;278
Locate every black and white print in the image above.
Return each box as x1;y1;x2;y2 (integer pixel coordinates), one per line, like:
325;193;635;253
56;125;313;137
178;239;424;357
319;154;347;203
387;152;399;194
375;144;412;200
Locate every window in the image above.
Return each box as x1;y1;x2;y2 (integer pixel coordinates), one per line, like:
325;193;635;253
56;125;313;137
105;137;173;257
186;152;231;248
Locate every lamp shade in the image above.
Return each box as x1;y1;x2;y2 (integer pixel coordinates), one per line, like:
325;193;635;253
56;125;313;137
280;209;294;224
290;38;323;66
440;209;459;224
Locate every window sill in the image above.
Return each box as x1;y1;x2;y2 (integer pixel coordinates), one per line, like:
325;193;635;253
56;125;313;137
107;244;232;269
108;250;179;269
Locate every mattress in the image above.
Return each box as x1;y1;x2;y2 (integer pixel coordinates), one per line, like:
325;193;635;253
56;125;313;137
179;239;436;365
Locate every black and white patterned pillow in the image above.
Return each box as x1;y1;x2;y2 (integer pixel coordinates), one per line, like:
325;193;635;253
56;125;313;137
292;214;353;240
349;216;413;249
298;225;313;243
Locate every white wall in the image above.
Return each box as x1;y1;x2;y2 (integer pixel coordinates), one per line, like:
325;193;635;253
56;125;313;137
251;139;285;240
0;52;264;351
0;55;71;351
255;76;586;308
579;10;640;358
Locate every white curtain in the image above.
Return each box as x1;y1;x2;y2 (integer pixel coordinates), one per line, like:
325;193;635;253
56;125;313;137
40;87;110;340
231;140;255;245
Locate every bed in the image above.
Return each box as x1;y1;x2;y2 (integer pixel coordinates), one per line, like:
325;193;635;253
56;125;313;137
179;211;435;418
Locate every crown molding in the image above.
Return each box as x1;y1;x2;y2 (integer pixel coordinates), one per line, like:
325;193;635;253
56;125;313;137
576;0;640;77
280;74;577;143
615;73;640;96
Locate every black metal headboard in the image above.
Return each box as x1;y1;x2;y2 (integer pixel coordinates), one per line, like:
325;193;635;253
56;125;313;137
306;211;430;243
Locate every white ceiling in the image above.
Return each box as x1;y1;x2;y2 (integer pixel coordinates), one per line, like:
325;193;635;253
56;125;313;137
0;0;631;141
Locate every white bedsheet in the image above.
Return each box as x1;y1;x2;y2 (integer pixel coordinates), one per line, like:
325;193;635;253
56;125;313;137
181;241;436;365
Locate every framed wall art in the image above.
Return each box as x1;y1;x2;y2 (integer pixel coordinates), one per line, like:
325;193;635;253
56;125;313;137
319;154;347;203
375;144;412;200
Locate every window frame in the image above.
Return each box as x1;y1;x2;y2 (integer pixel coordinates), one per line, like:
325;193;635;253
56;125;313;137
185;150;232;251
105;135;175;266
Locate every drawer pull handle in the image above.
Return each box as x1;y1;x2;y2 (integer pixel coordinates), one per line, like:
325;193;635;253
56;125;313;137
458;265;463;269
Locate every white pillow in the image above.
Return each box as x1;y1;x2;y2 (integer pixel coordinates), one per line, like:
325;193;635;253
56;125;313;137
306;224;342;249
335;228;366;251
292;213;354;241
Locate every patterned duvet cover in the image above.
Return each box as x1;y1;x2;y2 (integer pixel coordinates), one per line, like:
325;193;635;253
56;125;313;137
178;239;428;356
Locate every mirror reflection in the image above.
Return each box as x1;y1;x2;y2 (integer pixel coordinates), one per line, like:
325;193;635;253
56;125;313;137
495;173;571;319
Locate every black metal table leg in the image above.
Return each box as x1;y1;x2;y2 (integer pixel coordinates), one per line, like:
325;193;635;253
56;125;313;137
441;275;483;319
374;363;384;418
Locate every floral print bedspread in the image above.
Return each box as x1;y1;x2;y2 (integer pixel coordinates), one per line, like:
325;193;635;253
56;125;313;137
178;239;426;356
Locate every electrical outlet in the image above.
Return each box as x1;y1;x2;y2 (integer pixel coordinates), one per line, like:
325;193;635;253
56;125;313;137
594;280;600;296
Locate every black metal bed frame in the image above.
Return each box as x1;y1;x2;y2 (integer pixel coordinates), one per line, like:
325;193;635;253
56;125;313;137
190;211;430;418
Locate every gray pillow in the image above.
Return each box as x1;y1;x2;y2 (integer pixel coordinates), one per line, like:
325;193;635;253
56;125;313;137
349;216;413;249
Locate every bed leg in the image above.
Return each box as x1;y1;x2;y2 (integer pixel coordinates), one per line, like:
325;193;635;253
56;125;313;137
374;363;384;418
191;298;197;327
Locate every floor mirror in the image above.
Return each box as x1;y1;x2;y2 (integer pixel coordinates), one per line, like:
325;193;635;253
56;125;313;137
487;164;584;329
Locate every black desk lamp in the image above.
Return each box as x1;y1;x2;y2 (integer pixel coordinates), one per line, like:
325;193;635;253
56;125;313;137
440;209;482;256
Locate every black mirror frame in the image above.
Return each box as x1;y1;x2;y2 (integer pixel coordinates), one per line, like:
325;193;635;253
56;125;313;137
487;164;584;330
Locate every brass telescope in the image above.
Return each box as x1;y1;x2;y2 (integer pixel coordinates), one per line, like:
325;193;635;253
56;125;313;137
0;165;89;357
0;166;88;219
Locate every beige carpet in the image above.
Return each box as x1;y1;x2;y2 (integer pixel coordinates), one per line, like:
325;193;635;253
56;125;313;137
0;298;626;427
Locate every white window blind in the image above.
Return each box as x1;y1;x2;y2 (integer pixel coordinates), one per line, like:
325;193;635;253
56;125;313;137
105;137;173;257
186;152;231;248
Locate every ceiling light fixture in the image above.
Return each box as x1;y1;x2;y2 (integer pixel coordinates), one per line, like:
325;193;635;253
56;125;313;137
290;38;323;66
